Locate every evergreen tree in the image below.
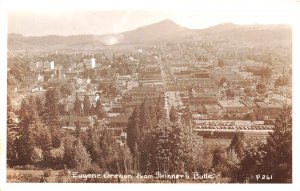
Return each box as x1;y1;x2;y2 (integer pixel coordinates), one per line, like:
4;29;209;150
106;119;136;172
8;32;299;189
72;140;92;170
94;99;105;118
37;127;52;153
28;95;40;125
181;105;192;127
127;105;141;154
261;112;292;183
50;126;61;148
229;132;245;157
237;141;266;183
7;110;18;166
44;87;60;126
75;121;81;138
155;94;165;121
149;119;201;177
35;96;45;117
64;140;91;170
15;115;35;165
83;126;103;164
7;95;13;113
74;95;82;116
83;95;91;116
139;100;154;132
169;105;178;123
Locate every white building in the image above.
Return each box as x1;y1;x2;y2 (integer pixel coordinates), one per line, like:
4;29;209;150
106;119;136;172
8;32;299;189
84;58;96;69
30;61;55;71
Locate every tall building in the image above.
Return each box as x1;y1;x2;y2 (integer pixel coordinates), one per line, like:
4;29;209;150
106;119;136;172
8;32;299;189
30;61;55;71
84;58;96;69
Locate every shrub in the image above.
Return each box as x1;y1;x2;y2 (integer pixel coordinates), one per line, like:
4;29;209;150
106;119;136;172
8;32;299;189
43;168;52;177
7;173;40;183
30;147;44;164
49;146;65;165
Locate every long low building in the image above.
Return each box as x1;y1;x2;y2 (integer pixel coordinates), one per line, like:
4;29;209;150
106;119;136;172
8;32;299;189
193;119;274;131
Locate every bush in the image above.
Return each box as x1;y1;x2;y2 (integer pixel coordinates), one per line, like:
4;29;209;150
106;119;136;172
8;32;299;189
7;173;40;183
43;168;52;177
84;164;103;174
30;147;44;164
49;146;65;165
13;165;40;170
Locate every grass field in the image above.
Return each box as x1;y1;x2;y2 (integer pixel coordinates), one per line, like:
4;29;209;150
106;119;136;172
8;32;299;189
7;168;67;183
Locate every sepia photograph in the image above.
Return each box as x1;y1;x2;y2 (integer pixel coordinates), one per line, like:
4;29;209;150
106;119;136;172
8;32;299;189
2;0;298;187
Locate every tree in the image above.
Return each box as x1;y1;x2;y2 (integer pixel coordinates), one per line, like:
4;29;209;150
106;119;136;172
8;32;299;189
169;106;178;122
83;95;91;116
197;105;207;115
226;148;241;182
14;115;35;165
44;87;60;126
237;141;266;183
94;99;105;118
74;95;82;116
261;66;272;80
155;94;165;122
244;112;256;121
256;83;267;94
127;105;141;154
243;87;251;96
48;146;65;166
7;111;18;166
261;111;292;183
218;58;224;67
64;140;91;169
30;147;44;164
219;77;227;87
28;95;40;125
229;132;245;157
60;84;73;97
225;88;235;98
83;126;104;164
119;144;133;174
237;109;292;183
181;105;192;127
50;126;61;148
75;121;81;138
275;76;288;87
35;96;44;116
149;119;202;178
36;127;52;153
140;100;156;131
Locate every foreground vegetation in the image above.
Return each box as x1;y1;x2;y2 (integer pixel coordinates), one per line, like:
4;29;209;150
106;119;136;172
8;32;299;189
7;90;292;183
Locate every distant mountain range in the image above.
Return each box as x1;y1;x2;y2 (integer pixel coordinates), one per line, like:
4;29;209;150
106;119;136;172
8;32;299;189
8;19;292;50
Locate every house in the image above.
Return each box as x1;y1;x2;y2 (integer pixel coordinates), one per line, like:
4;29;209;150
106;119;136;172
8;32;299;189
255;102;283;120
128;87;165;105
64;71;79;79
241;60;267;71
190;87;219;104
203;104;225;118
59;116;93;129
218;100;248;114
111;103;124;113
108;115;131;136
109;114;130;129
126;80;139;90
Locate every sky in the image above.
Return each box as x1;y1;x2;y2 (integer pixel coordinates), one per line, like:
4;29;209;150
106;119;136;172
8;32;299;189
5;0;300;36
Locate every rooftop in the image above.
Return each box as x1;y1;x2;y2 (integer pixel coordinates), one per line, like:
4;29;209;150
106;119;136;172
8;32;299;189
218;100;245;108
256;102;283;109
59;116;93;123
